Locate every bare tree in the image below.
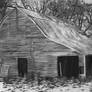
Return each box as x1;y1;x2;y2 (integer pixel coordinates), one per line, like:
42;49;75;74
0;0;10;19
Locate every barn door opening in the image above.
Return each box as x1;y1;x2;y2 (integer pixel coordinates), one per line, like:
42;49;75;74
57;56;79;78
18;58;28;77
86;55;92;76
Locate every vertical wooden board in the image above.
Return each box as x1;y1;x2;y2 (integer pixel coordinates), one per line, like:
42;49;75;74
8;64;18;76
1;56;18;76
0;64;10;77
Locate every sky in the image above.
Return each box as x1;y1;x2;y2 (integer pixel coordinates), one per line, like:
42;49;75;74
83;0;92;4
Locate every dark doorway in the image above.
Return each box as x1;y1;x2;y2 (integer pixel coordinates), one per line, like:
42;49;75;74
57;56;79;78
86;55;92;76
18;58;28;77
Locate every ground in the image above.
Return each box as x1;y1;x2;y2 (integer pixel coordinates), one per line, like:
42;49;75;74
0;77;92;92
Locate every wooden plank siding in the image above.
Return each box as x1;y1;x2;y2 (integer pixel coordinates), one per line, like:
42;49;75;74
0;9;81;77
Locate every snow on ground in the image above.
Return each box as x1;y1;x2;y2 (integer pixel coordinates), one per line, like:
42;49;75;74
0;77;92;92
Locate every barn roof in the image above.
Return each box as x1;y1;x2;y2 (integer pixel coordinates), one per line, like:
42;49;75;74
0;8;74;57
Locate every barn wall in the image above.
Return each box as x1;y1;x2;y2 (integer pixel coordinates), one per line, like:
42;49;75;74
34;55;57;77
0;9;79;77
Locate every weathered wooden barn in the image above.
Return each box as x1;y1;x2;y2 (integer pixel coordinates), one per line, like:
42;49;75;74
0;8;91;78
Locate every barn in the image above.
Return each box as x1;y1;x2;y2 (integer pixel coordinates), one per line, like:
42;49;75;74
0;7;91;79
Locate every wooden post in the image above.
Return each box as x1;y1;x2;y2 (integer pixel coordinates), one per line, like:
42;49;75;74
59;62;62;76
83;55;86;77
79;55;86;79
